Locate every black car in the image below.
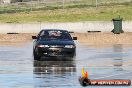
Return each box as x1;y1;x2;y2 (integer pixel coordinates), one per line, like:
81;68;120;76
32;29;77;61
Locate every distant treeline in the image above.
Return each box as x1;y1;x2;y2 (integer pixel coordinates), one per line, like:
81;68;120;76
1;0;65;3
11;0;31;3
11;0;22;3
0;0;38;3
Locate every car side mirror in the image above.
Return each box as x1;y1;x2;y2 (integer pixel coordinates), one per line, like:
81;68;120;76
73;37;77;40
32;36;37;39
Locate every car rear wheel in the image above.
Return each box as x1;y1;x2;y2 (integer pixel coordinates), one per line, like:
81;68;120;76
33;52;41;61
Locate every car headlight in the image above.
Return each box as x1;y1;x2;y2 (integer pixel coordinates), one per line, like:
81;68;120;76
37;45;49;48
65;45;75;48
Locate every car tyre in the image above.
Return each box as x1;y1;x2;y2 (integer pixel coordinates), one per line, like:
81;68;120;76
33;52;41;61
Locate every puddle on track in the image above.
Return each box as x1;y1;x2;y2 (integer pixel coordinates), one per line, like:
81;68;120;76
0;41;132;88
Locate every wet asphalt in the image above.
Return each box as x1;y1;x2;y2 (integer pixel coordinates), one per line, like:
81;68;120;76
0;41;132;88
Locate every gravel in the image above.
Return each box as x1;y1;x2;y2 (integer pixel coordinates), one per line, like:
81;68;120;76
0;32;132;45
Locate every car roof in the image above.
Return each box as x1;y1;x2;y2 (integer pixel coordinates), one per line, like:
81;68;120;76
41;29;68;32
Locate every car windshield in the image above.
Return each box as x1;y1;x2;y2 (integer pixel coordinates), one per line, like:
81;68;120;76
39;30;72;40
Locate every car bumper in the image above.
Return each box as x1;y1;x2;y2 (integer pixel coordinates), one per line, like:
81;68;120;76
36;47;76;57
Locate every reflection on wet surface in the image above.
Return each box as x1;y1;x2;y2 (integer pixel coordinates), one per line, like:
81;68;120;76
33;61;77;88
34;61;76;74
113;44;124;72
0;41;132;88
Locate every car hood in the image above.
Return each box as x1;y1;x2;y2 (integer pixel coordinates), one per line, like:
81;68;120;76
38;40;75;45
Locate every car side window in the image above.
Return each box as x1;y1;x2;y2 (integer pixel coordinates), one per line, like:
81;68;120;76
62;32;72;40
40;31;45;36
36;30;43;38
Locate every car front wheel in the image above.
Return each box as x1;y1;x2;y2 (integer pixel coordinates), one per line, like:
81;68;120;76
33;51;41;61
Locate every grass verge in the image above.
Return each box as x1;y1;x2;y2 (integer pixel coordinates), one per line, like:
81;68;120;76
0;1;132;23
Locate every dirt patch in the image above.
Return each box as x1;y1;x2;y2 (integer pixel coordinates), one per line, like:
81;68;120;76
0;33;36;41
0;33;37;45
0;32;132;45
72;32;132;45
